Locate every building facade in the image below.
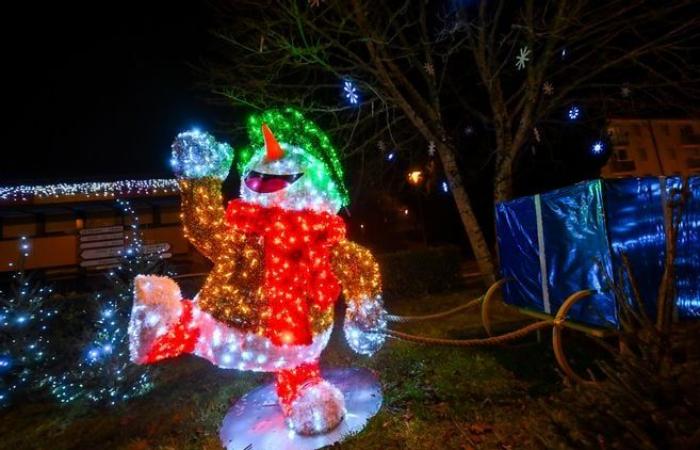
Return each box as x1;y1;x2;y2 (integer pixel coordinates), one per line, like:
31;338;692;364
602;118;700;178
0;179;193;276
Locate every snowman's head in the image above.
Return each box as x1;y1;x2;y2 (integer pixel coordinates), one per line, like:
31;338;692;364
239;109;348;214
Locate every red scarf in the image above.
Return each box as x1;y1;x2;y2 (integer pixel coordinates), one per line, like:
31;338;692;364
225;199;345;346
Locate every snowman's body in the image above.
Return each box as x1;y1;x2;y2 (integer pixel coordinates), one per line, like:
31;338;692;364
128;110;386;435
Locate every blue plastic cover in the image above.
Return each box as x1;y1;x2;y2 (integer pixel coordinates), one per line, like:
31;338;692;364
495;197;544;313
604;176;700;320
496;180;617;328
539;181;617;327
604;177;667;317
675;176;700;318
496;176;699;329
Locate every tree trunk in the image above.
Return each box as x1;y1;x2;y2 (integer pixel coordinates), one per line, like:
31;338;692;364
494;147;514;203
438;142;496;284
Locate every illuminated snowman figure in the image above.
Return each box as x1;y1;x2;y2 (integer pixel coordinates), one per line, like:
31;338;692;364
128;108;386;435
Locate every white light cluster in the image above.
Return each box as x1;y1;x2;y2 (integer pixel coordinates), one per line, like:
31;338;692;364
288;379;346;435
171;129;233;180
0;179;179;203
343;295;387;356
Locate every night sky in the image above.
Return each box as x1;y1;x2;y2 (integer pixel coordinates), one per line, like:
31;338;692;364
4;1;226;184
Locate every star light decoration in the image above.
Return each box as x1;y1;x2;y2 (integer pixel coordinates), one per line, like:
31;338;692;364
343;80;359;105
515;47;531;70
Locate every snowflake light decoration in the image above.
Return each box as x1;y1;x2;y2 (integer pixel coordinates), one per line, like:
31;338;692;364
515;47;531;70
567;105;581;121
343;80;359;105
428;141;436;157
377;140;386;153
533;127;541;143
591;140;605;155
423;62;435;77
621;85;631;98
543;82;554;96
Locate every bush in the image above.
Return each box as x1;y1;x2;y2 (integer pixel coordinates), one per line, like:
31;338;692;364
377;246;462;300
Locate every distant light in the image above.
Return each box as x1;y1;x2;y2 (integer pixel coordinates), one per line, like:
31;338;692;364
407;170;423;185
441;181;449;193
591;140;605;154
567;105;581;120
403;208;409;216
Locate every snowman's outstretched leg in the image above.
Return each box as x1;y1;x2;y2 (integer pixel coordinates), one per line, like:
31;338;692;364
128;275;202;364
275;361;346;435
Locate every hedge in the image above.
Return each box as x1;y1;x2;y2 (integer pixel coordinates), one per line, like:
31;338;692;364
376;245;462;300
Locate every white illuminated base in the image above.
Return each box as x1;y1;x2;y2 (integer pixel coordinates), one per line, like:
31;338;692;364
219;367;382;450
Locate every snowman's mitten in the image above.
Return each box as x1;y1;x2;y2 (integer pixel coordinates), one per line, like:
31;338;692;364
171;130;233;180
343;296;387;356
128;275;184;364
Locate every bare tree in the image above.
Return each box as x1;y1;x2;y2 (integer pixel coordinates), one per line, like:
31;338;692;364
204;0;699;282
464;0;700;200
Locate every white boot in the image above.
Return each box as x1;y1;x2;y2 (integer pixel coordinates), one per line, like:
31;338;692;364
289;380;345;435
128;275;184;364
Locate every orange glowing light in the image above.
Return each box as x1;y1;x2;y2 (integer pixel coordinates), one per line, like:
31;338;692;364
407;170;423;185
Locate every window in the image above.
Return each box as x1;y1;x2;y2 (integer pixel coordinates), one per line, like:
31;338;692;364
615;148;630;161
638;147;648;161
668;147;677;160
608;127;630;145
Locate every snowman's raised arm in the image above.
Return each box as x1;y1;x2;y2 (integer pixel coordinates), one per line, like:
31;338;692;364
171;131;235;261
330;241;387;356
178;177;230;261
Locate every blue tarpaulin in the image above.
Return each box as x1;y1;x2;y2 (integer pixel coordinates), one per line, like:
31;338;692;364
495;176;700;328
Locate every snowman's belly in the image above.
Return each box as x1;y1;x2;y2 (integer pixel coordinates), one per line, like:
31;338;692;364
191;304;332;371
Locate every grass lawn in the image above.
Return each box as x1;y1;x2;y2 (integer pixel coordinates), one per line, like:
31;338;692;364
0;289;575;450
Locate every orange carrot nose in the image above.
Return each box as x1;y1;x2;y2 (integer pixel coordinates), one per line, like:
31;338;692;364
262;123;284;161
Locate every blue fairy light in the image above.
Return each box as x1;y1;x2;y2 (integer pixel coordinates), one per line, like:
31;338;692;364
567;105;581;120
343;79;359;105
441;181;449;193
87;348;100;362
386;152;396;161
